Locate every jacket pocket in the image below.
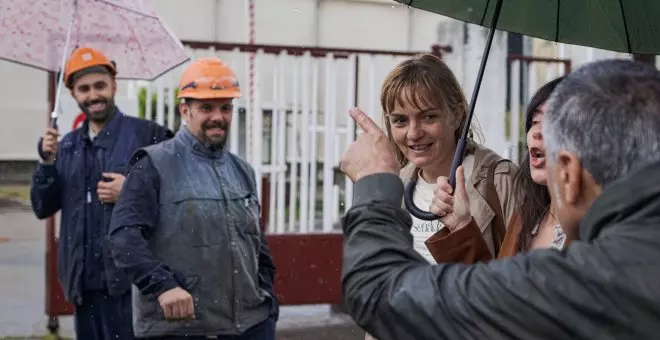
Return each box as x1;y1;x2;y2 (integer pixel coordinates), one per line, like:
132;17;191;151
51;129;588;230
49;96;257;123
227;192;261;236
162;197;227;247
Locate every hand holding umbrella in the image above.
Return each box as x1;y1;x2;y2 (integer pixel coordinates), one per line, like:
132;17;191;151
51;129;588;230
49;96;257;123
426;165;472;231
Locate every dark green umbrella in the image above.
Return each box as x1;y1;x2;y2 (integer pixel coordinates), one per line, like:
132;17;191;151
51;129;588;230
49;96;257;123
400;0;660;220
399;0;660;54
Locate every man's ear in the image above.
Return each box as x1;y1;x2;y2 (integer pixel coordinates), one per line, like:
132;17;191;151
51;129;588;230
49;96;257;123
179;102;190;119
557;151;582;205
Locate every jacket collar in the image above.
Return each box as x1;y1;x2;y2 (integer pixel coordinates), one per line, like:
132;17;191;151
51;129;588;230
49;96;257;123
176;125;226;160
580;161;660;241
80;107;123;149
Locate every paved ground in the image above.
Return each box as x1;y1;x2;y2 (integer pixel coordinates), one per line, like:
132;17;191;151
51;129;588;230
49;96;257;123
0;199;363;339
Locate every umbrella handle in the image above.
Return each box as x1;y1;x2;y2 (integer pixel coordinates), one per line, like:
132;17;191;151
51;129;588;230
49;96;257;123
41;112;58;161
404;138;467;221
404;181;439;221
50;112;58;129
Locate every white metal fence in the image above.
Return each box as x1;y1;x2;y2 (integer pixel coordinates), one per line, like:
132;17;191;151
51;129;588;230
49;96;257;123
129;42;419;234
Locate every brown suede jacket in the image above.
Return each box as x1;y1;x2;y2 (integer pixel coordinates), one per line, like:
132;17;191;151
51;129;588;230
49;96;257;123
424;212;523;263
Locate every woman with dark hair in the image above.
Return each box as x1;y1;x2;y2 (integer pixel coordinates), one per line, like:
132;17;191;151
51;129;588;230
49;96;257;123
426;75;567;262
507;76;566;253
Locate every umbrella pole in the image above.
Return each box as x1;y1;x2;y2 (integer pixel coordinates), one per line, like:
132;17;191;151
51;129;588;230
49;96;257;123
447;0;505;188
50;0;77;129
404;0;505;221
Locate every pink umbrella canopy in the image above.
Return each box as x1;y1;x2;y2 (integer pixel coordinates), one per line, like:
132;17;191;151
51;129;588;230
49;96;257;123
0;0;189;80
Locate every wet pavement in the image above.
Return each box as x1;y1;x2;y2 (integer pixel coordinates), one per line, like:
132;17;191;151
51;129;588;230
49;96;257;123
0;199;362;339
0;200;62;338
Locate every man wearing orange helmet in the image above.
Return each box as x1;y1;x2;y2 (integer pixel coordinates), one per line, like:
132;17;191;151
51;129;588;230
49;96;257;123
30;47;173;340
109;57;278;339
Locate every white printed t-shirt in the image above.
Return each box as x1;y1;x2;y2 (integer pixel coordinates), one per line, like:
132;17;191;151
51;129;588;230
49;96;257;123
409;156;474;263
410;178;445;263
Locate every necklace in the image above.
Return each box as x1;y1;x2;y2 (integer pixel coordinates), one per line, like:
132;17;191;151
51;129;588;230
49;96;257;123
532;208;567;250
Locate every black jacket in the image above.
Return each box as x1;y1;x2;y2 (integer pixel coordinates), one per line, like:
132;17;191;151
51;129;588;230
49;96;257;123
341;162;660;340
31;110;172;303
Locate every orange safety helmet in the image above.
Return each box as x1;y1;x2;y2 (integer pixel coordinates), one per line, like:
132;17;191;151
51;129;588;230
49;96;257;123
64;47;117;89
177;57;241;100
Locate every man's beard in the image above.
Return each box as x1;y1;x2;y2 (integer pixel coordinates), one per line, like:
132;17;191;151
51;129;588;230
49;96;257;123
79;97;115;123
199;120;228;151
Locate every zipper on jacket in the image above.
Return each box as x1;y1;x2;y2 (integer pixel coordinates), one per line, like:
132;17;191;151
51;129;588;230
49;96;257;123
211;159;242;331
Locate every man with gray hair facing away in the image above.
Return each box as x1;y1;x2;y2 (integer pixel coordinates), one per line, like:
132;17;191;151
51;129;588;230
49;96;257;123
337;58;660;339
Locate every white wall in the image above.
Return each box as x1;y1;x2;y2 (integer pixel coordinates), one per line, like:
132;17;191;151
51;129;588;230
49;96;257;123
530;39;647;89
0;59;49;160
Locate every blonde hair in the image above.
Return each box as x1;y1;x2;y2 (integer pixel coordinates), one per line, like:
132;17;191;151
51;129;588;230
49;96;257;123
380;53;481;167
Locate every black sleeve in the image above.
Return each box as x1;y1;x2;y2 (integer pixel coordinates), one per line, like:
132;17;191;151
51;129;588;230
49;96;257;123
108;153;179;297
341;173;606;340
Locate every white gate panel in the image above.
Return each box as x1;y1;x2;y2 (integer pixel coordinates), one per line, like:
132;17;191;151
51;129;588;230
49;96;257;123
322;53;336;232
288;54;300;232
307;57;320;232
343;54;357;212
298;52;312;234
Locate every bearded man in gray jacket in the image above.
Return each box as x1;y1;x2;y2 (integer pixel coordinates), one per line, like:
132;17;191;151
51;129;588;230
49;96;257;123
109;57;278;339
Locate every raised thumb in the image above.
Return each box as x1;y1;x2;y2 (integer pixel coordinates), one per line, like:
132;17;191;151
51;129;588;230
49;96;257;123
455;165;468;199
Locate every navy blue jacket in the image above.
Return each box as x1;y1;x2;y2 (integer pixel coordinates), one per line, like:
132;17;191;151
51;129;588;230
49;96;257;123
30;109;173;304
